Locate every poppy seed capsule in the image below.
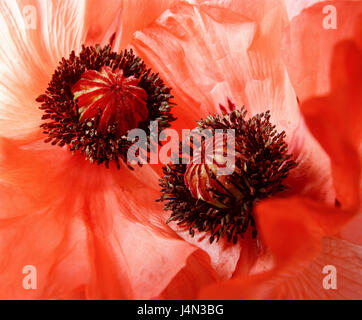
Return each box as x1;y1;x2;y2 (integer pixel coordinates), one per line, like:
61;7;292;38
184;134;244;208
72;66;149;137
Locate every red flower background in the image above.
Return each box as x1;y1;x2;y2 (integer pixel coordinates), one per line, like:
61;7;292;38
0;0;360;299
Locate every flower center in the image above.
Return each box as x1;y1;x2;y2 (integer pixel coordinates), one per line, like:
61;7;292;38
159;102;297;244
36;45;174;169
71;66;149;137
184;135;243;208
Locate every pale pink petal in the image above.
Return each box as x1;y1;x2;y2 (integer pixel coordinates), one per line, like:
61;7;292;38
101;0;179;50
200;237;362;299
274;237;362;299
0;0;87;138
285;0;324;20
168;221;242;279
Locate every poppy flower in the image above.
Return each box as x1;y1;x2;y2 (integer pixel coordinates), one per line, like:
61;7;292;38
128;0;361;298
193;2;361;299
0;0;360;301
198;35;362;299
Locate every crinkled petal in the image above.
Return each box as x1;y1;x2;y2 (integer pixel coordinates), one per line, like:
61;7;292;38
273;237;362;299
101;0;178;50
132;1;290;126
0;138;91;299
0;210;90;299
199;237;362;299
84;193;197;299
84;0;122;44
0;137;199;298
0;0;87;138
168;222;242;280
155;250;218;299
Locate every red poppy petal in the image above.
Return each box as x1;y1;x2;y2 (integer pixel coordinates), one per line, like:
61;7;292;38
156;250;218;299
0;136;199;299
339;209;362;245
0;213;90;299
301;39;362;210
198;269;276;300
0;142;91;299
168;222;242;280
255;197;324;265
199;237;362;299
84;0;122;44
99;0;178;50
84;201;197;299
283;1;362;101
256;197;357;253
273;237;362;299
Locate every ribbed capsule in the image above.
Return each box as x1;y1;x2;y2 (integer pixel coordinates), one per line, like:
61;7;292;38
184;134;244;208
72;66;149;137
